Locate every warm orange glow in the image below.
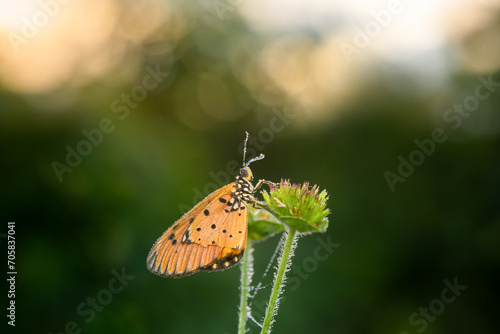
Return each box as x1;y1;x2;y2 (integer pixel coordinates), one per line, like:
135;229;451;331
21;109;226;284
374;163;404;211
0;0;498;122
0;0;184;96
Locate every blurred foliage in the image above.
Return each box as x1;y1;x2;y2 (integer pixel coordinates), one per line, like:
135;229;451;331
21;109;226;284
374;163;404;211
1;1;500;334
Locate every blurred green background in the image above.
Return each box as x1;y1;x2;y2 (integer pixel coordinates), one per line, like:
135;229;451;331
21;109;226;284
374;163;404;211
1;1;499;333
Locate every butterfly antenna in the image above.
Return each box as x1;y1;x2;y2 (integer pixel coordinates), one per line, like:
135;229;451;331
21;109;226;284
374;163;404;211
243;131;249;166
245;153;265;167
243;132;265;167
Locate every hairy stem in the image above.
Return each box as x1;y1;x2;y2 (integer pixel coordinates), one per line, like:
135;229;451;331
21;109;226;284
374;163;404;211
261;228;298;334
238;242;253;334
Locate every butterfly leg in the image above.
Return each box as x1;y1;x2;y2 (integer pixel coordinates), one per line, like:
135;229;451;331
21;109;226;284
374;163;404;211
253;179;278;192
249;198;266;208
246;179;277;209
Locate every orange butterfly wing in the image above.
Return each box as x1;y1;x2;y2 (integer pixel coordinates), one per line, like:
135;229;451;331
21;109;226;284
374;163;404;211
147;183;248;278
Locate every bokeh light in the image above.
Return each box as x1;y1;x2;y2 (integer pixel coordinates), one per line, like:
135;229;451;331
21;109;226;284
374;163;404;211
1;1;499;333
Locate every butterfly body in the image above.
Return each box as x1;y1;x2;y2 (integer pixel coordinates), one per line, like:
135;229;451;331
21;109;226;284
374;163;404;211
147;146;273;278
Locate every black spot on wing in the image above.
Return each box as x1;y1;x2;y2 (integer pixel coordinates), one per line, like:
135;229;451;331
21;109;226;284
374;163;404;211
202;250;245;272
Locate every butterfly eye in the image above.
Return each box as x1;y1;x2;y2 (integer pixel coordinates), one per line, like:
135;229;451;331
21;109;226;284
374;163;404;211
240;168;248;178
240;167;252;180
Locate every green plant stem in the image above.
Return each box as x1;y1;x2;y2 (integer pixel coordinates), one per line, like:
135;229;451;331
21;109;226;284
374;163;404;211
261;228;297;334
238;241;253;334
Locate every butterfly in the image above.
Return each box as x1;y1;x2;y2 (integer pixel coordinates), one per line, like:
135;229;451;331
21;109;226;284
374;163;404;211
147;132;275;278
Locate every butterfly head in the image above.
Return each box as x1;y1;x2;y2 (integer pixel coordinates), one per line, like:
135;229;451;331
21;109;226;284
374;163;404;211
240;166;253;181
